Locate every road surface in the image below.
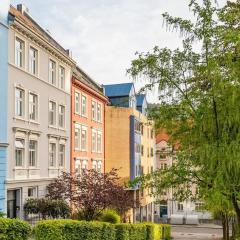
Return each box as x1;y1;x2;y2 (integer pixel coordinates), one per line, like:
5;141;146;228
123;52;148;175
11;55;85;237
171;225;223;240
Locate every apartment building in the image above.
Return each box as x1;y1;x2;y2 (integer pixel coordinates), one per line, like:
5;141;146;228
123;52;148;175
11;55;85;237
71;67;108;174
155;131;212;223
5;5;75;218
104;83;155;223
0;4;9;214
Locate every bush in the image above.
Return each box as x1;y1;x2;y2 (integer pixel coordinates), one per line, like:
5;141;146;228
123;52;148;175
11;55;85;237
99;209;121;224
160;224;171;240
34;219;171;240
145;223;161;240
0;218;31;240
35;220;116;240
24;198;70;219
115;223;147;240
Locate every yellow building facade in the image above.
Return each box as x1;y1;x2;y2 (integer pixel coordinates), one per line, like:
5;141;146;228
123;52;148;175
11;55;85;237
105;106;155;222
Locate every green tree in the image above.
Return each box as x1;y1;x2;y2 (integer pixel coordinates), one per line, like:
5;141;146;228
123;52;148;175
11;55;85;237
128;0;240;238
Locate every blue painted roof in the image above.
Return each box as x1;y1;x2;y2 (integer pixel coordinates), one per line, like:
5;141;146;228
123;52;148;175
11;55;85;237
136;94;146;106
103;83;133;97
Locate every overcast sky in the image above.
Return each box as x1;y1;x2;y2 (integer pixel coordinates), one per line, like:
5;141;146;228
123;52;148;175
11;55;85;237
9;0;228;101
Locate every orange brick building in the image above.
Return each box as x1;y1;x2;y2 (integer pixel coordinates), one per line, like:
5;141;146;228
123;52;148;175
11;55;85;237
71;67;108;174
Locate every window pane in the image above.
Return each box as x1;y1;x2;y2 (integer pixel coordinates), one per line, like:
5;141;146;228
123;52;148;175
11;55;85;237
29;140;37;167
29;93;38;120
15;88;24;117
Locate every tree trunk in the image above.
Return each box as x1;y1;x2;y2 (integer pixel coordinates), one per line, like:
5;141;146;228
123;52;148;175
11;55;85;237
226;215;229;240
222;214;227;240
232;195;240;238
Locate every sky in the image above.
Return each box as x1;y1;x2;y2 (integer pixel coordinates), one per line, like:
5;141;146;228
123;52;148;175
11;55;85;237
8;0;228;102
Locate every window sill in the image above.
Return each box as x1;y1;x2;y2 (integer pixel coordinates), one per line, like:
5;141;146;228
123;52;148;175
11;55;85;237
29;120;40;125
58;127;66;131
49;125;58;129
13;116;26;122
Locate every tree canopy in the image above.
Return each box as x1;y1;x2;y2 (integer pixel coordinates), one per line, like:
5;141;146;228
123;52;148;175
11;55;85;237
128;0;240;237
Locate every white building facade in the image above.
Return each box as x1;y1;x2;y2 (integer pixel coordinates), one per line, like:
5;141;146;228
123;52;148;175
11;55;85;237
155;135;212;224
6;5;75;218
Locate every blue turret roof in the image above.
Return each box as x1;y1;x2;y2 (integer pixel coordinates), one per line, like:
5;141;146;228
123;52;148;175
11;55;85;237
103;83;133;97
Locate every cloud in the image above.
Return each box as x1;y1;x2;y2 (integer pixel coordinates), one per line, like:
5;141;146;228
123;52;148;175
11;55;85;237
10;0;228;102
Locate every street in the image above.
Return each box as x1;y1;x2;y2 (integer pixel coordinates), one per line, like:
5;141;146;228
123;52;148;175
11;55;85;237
171;225;223;240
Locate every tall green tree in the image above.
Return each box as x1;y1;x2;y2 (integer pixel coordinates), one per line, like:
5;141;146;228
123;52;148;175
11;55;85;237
128;0;240;237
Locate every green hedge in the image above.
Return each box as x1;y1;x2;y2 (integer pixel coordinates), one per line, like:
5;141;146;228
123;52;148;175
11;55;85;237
160;224;171;240
0;218;31;240
35;220;115;240
34;219;171;240
115;224;147;240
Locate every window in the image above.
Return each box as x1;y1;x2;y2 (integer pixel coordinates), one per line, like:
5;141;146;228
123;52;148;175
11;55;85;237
49;143;56;167
82;160;88;172
135;121;141;132
29;93;38;121
29;47;38;75
135;144;141;153
141;145;144;156
92;130;97;152
75;92;80;114
81;95;87;117
97;161;102;173
29;140;37;167
28;187;37;198
151;129;154;139
59;66;65;90
15;88;24;117
15;139;24;167
75;159;88;174
49;60;56;85
97;132;102;153
59;105;65;128
97;103;101;122
49;101;56;126
75;126;80;150
195;202;204;211
59;144;65;167
81;128;87;151
151;148;154;157
15;37;24;68
92;160;97;171
92;101;96;120
178;203;183;211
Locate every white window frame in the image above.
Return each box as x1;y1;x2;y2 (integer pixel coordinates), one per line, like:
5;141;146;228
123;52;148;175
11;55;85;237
15;87;25;118
59;144;65;167
15;138;25;167
15;37;25;68
97;103;102;122
29;46;38;75
49;100;57;126
97;131;102;153
81;94;87;117
81;126;87;151
91;100;96;121
75;91;80;114
49;59;56;85
29;140;37;167
58;104;65;128
59;65;65;90
27;187;38;198
91;129;97;153
49;142;56;167
29;92;38;121
74;124;81;150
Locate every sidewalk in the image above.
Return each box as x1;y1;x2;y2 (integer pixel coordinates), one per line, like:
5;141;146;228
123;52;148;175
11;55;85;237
171;223;223;229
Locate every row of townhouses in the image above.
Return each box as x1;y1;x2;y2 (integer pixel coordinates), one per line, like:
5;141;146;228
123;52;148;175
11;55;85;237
0;4;156;222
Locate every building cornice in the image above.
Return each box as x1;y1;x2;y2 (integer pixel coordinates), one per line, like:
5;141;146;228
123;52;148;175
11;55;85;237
10;18;75;67
72;77;109;103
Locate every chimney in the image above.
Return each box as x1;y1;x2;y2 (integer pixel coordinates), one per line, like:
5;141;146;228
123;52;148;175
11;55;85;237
17;4;29;15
